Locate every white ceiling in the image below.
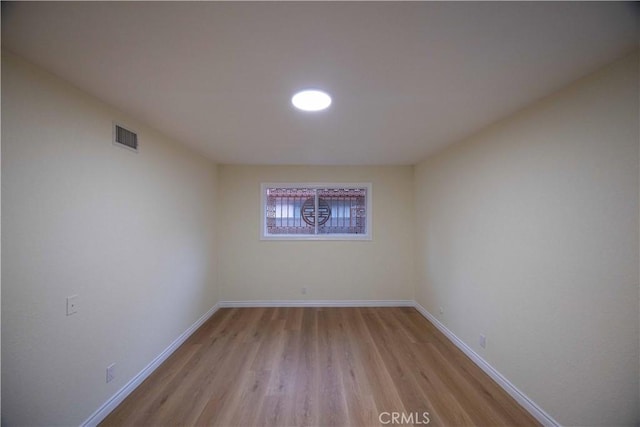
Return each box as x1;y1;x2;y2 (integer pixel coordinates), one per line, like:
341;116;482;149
2;2;638;165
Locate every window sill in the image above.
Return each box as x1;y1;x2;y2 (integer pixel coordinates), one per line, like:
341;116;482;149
260;234;372;241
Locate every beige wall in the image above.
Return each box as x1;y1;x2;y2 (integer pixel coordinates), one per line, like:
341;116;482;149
1;53;219;425
217;165;414;302
414;52;639;426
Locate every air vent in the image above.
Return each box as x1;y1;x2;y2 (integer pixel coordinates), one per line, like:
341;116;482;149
113;123;138;152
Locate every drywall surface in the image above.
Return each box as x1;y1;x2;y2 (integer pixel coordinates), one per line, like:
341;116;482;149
218;165;414;302
1;53;219;425
414;52;639;426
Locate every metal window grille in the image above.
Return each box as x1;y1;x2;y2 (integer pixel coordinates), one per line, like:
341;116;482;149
265;187;367;236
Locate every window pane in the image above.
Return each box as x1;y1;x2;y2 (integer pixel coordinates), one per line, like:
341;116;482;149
317;188;367;235
266;187;315;235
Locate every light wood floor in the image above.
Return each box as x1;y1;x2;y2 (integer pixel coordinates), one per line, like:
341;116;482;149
101;307;540;426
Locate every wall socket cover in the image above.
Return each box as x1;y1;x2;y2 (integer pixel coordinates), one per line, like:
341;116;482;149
66;295;79;316
106;363;116;383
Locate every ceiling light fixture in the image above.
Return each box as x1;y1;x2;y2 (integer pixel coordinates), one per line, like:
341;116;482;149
291;89;332;112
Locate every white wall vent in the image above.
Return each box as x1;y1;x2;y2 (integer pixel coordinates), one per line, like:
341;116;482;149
113;123;138;152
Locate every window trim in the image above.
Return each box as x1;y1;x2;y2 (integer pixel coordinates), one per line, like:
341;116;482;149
260;182;373;241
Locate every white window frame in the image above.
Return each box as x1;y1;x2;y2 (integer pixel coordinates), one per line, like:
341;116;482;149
260;182;373;241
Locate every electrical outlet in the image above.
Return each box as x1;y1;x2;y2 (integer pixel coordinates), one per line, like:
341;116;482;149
106;363;116;383
439;306;444;315
301;287;307;295
479;334;487;349
66;295;79;316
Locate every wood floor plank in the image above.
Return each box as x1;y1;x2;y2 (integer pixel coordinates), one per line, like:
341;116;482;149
101;307;541;427
316;309;350;426
335;309;380;427
291;308;320;427
363;308;450;426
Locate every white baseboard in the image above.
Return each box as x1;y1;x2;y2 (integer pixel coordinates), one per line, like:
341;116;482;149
80;303;220;427
219;299;414;308
412;302;560;427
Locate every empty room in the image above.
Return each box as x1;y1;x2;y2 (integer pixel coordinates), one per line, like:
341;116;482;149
2;2;639;426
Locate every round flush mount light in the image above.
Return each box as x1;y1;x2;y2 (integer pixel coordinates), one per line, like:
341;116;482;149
291;89;332;112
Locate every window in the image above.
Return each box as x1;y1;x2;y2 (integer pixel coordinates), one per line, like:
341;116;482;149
261;183;372;240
